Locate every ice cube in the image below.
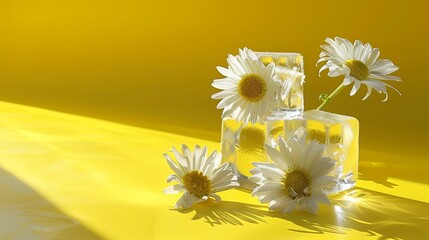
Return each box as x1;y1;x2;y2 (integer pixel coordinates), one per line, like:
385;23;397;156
221;119;266;190
255;52;304;119
267;110;359;194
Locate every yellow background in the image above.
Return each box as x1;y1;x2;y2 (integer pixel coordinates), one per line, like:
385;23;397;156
0;0;428;155
0;1;428;239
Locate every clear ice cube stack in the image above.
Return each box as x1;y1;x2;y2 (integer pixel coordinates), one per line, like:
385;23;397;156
221;52;304;189
220;52;359;193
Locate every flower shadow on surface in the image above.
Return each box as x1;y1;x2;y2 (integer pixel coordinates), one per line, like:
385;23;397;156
176;188;429;239
175;199;268;226
271;187;429;239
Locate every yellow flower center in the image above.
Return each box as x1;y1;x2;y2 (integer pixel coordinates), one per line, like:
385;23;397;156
283;170;310;199
239;126;266;150
238;74;267;102
236;124;266;175
269;126;284;141
345;59;369;80
182;171;211;198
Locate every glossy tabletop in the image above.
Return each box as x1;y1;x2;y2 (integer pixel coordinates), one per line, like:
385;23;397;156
0;101;427;240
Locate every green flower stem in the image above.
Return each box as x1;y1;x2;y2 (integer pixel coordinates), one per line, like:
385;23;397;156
317;84;346;110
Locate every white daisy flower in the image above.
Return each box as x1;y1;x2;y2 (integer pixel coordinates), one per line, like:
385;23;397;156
163;144;239;209
250;135;336;214
212;48;280;124
317;37;401;101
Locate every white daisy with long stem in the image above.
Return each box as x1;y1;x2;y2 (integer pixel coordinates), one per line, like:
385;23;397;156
163;144;239;209
212;48;280;124
250;135;335;214
317;37;401;109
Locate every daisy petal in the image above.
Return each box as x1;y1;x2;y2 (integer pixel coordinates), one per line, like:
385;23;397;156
163;184;185;194
350;81;361;96
164;154;184;176
362;85;373;100
303;198;319;214
343;76;354;86
312;176;335;189
176;191;200;209
167;174;182;183
216;66;234;77
312;191;331;205
365;48;380;66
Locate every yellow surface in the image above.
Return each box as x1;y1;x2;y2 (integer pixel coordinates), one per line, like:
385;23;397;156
0;101;428;239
